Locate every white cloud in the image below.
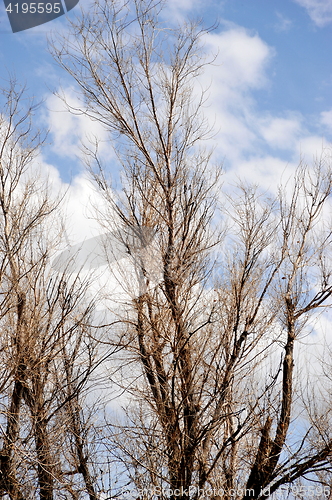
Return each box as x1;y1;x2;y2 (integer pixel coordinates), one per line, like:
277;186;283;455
44;22;328;214
44;88;110;161
223;155;297;194
43;25;275;191
167;0;203;11
275;12;293;32
57;173;117;249
195;27;274;167
161;0;216;23
197;27;329;180
321;109;332;134
49;171;163;309
292;0;332;27
258;114;303;150
296;136;327;161
204;27;273;90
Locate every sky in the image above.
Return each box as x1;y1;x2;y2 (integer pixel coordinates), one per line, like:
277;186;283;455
0;0;331;189
0;0;331;432
0;0;331;249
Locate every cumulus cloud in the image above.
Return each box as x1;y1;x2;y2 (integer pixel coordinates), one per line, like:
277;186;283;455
43;20;328;204
321;109;332;134
195;26;328;182
296;136;327;161
258;114;303;150
44;88;110;161
292;0;332;27
196;27;274;166
44;24;277;185
204;27;272;90
223;155;297;194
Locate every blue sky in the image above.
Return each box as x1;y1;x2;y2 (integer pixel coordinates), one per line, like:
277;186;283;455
0;0;331;229
0;0;331;424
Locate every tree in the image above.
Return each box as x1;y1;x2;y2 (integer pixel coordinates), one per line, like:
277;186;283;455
0;79;112;500
50;1;332;499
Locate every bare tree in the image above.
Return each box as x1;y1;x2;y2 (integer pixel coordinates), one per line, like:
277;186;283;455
0;79;114;500
50;2;332;499
0;79;58;500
